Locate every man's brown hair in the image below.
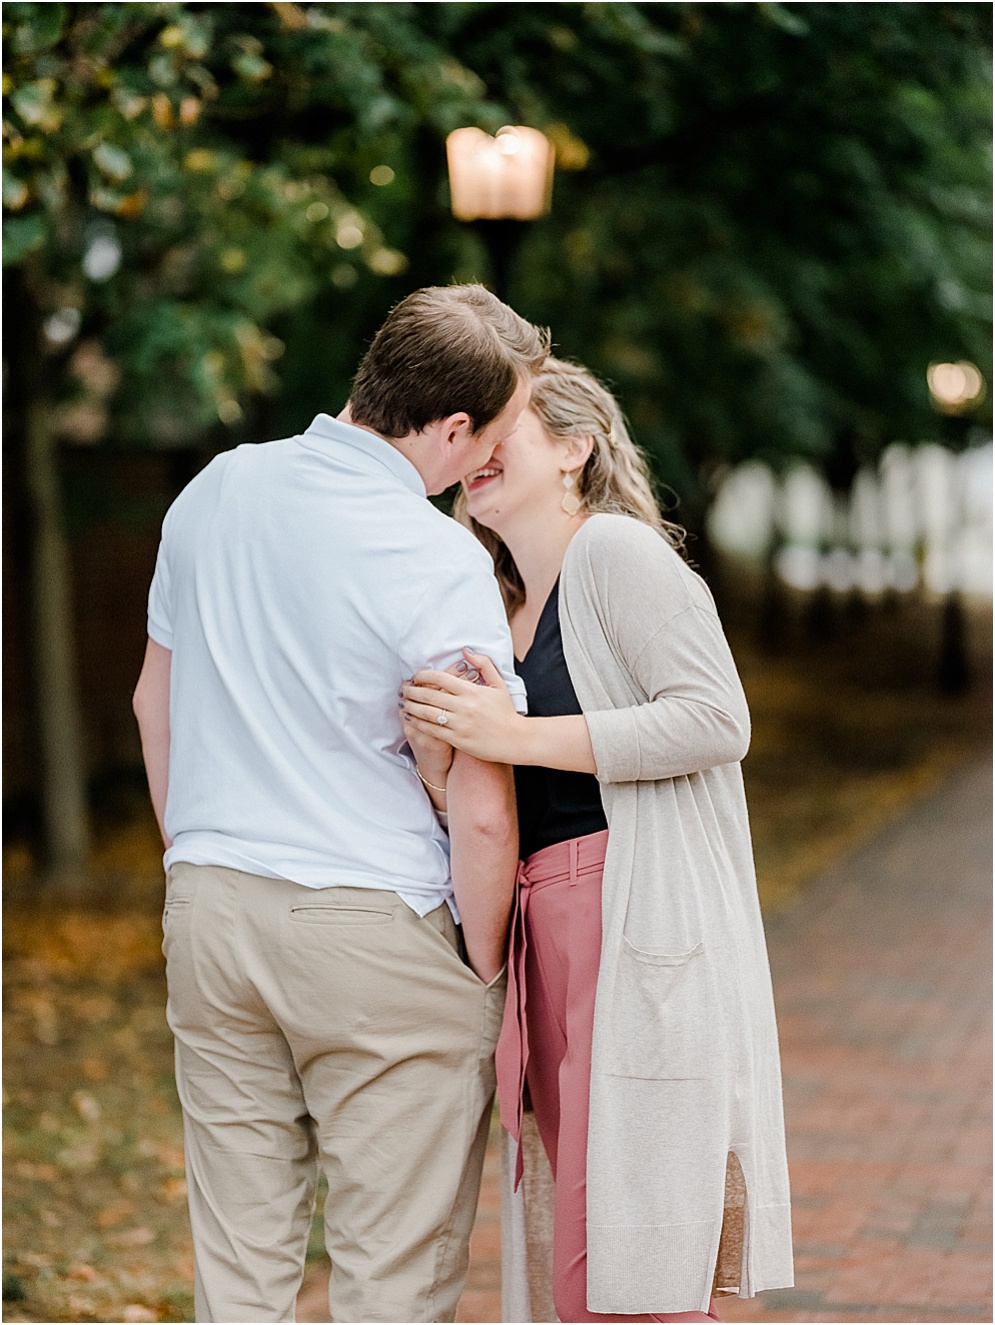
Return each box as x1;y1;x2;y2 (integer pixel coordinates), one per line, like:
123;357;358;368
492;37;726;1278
349;285;549;439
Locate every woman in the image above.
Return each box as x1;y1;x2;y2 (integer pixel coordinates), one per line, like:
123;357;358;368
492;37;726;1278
401;359;793;1323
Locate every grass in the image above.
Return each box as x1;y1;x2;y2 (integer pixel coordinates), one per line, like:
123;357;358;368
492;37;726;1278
3;590;990;1322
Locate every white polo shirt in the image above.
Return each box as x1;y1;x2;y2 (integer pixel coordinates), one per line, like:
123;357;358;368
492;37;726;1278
147;413;526;917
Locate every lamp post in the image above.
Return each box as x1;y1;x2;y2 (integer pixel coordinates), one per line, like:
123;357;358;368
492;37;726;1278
924;361;986;694
446;125;554;298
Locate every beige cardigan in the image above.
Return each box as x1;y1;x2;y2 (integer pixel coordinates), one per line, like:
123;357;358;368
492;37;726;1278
500;513;793;1320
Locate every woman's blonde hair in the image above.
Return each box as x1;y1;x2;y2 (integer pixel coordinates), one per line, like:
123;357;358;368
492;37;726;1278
454;357;685;614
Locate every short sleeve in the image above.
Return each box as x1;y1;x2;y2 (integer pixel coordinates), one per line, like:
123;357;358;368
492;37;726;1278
147;537;174;649
398;552;527;714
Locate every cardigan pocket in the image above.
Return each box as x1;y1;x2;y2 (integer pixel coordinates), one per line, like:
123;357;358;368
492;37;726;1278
606;937;710;1079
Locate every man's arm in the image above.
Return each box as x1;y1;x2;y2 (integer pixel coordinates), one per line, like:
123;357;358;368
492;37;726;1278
132;637;172;848
446;750;518;982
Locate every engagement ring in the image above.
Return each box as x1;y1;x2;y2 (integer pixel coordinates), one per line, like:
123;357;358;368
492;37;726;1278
436;710;449;726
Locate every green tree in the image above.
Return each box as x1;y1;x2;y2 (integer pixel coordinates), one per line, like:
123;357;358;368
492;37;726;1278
2;0;504;874
435;2;993;492
4;2;992;868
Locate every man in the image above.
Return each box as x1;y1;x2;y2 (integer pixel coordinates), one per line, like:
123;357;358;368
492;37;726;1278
133;285;548;1322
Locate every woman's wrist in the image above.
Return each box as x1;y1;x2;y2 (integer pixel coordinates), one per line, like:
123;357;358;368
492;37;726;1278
512;712;541;766
516;714;598;774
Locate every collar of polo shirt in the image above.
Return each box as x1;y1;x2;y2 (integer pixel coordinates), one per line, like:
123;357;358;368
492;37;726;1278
301;413;427;499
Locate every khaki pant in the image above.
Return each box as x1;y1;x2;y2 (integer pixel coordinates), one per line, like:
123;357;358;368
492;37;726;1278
162;864;506;1323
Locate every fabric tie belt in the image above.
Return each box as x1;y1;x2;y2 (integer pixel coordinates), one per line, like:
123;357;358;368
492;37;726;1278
495;829;610;1187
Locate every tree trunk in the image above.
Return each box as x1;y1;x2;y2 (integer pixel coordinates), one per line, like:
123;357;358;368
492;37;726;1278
24;392;90;879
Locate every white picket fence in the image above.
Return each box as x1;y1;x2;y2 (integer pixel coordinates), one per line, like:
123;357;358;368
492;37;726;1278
707;440;993;599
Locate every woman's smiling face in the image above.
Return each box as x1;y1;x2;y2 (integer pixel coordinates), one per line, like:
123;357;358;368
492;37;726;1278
461;406;571;534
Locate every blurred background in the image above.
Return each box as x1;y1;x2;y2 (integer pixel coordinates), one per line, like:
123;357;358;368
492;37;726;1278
3;4;991;1322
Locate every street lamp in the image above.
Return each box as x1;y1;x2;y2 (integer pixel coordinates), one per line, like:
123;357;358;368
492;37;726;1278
446;125;554;297
924;362;985;693
927;361;985;415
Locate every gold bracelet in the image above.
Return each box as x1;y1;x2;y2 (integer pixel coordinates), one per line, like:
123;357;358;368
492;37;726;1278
415;767;447;795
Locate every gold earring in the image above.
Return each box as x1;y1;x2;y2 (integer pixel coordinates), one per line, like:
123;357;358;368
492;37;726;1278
561;471;582;516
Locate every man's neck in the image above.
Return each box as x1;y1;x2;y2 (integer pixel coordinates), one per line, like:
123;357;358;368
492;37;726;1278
337;404;436;493
337;403;384;442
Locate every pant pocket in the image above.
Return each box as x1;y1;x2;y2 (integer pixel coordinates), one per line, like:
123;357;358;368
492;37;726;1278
418;907;504;991
162;865;196;926
606;939;710;1080
482;963;508;992
162;873;192;943
289;905;394;926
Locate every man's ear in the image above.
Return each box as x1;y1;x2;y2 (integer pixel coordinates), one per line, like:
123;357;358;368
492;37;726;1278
438;412;474;446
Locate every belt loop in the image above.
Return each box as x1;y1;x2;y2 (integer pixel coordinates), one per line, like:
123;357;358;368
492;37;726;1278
568;837;579;885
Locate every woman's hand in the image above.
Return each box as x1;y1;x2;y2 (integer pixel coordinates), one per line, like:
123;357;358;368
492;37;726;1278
399;659;479;791
402;650;529;766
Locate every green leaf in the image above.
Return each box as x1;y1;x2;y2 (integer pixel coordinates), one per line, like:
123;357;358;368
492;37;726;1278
2;212;46;264
93;142;133;182
10;78;57;127
757;3;811;38
9;3;67;55
231;53;272;83
2;167;30;210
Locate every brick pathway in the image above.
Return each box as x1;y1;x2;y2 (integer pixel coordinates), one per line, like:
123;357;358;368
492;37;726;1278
299;755;992;1323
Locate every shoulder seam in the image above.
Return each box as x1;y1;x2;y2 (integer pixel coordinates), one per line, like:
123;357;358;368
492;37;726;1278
629;603;694;669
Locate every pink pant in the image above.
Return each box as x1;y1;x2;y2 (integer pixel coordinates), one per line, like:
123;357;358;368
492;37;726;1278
496;831;719;1323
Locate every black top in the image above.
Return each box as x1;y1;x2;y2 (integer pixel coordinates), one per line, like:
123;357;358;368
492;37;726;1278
514;581;609;860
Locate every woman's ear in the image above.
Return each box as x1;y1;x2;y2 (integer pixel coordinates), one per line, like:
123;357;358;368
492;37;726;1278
562;432;595;474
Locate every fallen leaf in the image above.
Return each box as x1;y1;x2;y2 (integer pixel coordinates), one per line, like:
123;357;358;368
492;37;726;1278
67;1263;99;1282
122;1307;158;1322
97;1198;135;1229
73;1090;102;1122
112;1226;156;1247
14;1160;59;1182
138;1139;185;1169
57;1139;102;1171
76;994;116;1024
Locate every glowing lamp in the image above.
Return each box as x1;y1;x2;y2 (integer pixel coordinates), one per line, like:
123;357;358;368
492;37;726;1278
446;126;554;221
927;361;985;414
